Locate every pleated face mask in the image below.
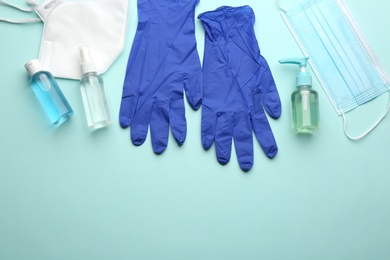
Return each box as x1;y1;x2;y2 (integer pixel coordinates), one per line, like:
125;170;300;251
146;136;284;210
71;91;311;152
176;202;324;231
277;0;390;139
1;0;129;80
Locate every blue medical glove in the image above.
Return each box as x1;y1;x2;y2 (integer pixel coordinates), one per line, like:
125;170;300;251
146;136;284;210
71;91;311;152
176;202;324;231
198;6;281;171
119;0;202;154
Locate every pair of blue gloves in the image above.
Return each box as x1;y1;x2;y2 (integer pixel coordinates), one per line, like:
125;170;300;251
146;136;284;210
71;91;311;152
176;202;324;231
119;0;281;171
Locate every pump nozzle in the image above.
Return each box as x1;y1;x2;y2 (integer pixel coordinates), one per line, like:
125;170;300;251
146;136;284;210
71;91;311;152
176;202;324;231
279;57;309;68
279;57;311;87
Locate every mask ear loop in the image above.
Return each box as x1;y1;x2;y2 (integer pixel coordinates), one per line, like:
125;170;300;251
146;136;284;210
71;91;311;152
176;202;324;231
341;88;390;140
275;0;287;12
0;0;41;23
0;0;39;11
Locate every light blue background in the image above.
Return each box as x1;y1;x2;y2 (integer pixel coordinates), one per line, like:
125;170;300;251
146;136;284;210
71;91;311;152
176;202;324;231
1;0;390;259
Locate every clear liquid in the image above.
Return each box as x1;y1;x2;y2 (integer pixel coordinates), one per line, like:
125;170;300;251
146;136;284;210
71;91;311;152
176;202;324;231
80;73;112;129
291;87;319;133
31;72;73;126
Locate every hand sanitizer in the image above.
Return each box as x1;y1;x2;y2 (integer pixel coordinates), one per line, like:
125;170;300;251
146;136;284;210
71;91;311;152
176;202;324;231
24;59;73;126
279;57;319;133
78;45;112;129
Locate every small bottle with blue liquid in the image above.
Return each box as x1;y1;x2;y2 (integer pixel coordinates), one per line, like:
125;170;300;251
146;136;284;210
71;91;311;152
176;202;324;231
24;59;73;126
279;57;319;133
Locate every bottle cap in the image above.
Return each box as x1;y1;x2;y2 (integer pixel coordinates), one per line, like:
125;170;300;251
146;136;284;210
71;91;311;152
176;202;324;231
79;45;97;74
296;71;312;87
24;59;44;77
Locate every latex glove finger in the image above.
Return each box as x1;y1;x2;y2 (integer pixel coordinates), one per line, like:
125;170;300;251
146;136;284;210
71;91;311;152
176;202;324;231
169;98;187;146
130;99;153;146
119;79;140;128
201;105;217;150
183;52;203;110
258;57;282;119
215;112;234;165
251;95;278;158
233;112;254;171
119;41;145;127
150;101;170;154
119;94;137;128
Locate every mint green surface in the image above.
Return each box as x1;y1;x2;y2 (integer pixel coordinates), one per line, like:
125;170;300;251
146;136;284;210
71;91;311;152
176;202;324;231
1;0;390;259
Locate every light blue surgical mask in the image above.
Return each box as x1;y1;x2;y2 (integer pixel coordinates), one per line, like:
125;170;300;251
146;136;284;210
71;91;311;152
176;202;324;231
277;0;390;140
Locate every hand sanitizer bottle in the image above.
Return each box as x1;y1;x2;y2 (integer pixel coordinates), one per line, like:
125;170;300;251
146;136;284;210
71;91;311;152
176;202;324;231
24;59;74;126
279;57;319;133
78;45;112;129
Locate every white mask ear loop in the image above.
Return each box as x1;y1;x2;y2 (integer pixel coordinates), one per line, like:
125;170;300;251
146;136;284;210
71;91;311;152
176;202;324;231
341;89;390;140
0;0;37;12
275;0;287;12
0;0;41;23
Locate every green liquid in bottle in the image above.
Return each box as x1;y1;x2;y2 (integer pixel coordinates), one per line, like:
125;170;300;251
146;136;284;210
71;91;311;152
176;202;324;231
291;86;319;133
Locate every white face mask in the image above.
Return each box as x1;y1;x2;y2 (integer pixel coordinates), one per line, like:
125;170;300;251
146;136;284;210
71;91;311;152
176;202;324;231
1;0;129;80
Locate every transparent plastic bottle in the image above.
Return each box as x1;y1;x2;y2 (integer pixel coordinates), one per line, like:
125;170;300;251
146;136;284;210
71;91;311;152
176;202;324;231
291;85;319;133
78;46;112;129
279;57;319;133
24;59;73;126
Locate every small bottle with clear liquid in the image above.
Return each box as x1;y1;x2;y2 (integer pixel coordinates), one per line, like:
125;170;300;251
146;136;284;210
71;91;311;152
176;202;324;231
24;59;74;126
78;45;112;129
279;57;319;133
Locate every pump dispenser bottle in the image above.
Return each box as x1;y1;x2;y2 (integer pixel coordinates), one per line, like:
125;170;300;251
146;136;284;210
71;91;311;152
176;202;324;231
78;45;112;129
24;59;73;126
279;57;319;133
